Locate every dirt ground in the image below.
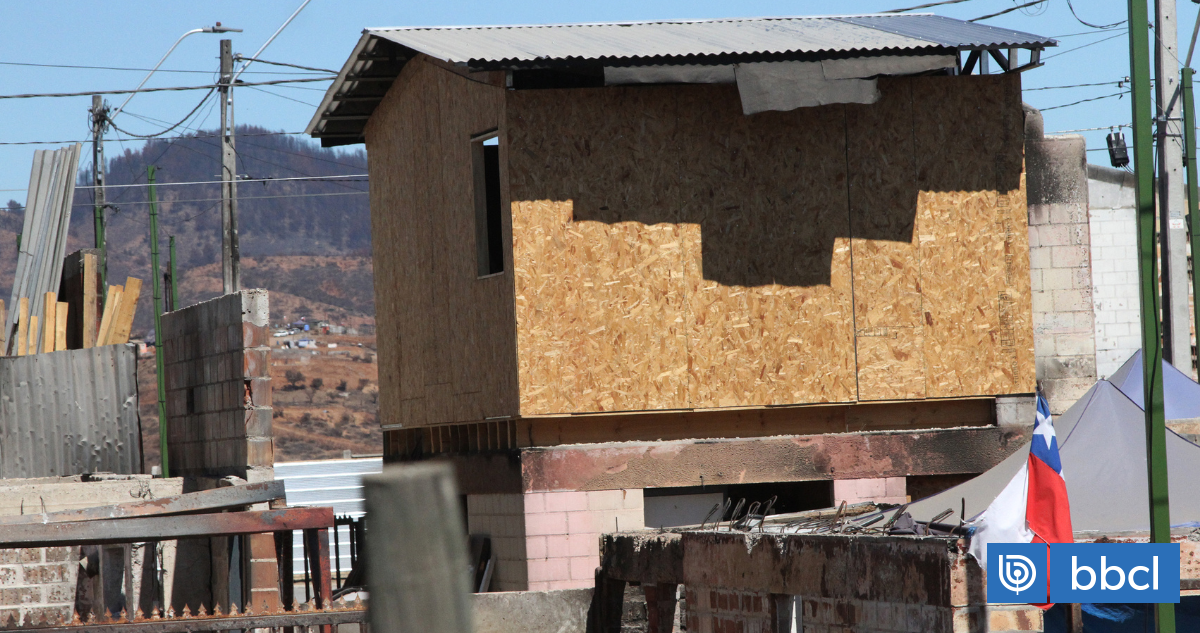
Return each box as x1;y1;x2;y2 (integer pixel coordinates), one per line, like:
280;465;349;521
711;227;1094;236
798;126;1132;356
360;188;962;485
139;333;382;469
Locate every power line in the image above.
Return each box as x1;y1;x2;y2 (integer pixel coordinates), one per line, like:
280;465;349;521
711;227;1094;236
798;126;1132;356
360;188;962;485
77;174;368;190
1042;31;1128;60
1025;80;1128;91
244;85;319;108
78;190;368;207
0;59;324;75
1065;0;1126;30
106;90;216;139
1038;91;1128;111
884;0;975;13
969;0;1047;23
0;76;333;100
1051;124;1131;133
232;56;336;75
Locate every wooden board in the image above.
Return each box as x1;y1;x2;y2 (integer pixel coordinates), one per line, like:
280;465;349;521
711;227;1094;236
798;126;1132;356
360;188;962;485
16;297;28;356
26;316;37;357
41;292;55;354
110;277;141;345
82;253;98;348
362;57;516;429
54;302;67;352
96;285;122;346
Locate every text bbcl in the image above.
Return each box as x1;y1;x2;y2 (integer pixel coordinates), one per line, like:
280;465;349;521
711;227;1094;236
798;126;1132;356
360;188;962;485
1050;544;1180;604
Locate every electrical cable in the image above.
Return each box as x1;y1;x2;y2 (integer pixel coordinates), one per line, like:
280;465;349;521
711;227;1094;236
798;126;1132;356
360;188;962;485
105;90;216;139
72;191;368;207
1042;31;1127;60
244;85;319;108
0;59;323;75
233;55;336;75
969;1;1047;23
1025;80;1127;91
0;76;333;100
1038;91;1128;112
0;130;313;146
73;174;368;190
1065;0;1125;30
883;0;976;13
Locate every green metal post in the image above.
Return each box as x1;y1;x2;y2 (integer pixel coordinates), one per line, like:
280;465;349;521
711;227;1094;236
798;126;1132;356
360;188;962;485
1184;68;1200;373
1127;1;1174;630
169;235;180;313
148;166;169;479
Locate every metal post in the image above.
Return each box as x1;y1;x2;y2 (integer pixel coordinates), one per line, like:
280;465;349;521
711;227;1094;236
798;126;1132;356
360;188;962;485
1127;1;1175;630
1155;0;1191;370
168;235;180;313
91;95;108;291
148;167;170;479
1185;67;1200;367
219;39;241;295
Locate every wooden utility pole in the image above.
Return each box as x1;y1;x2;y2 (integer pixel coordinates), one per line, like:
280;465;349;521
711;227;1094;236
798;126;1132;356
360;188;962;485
363;463;473;633
90;95;108;290
219;39;241;294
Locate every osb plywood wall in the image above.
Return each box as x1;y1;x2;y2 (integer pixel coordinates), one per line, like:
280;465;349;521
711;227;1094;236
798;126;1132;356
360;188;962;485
364;57;519;429
507;74;1033;416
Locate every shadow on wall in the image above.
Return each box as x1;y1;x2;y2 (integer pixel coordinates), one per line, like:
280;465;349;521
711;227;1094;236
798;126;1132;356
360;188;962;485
519;77;1022;288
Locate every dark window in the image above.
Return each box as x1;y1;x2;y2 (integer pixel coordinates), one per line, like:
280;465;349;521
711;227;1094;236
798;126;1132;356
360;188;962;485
473;134;504;276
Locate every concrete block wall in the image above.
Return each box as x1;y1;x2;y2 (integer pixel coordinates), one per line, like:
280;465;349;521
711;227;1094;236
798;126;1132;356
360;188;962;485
162;290;273;481
832;477;906;506
685;587;773;633
0;547;77;625
523;490;643;591
1025;114;1098;414
1087;164;1142;379
466;494;530;591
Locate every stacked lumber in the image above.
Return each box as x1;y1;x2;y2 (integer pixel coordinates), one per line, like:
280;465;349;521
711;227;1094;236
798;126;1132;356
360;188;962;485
4;275;140;356
4;145;81;355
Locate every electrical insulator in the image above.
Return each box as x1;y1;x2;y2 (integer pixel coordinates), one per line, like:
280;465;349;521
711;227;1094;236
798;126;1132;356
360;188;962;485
1107;131;1130;168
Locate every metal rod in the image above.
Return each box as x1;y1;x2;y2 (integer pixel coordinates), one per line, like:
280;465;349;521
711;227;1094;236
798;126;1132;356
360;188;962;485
1127;1;1176;630
168;235;179;312
148;166;169;479
1186;67;1200;376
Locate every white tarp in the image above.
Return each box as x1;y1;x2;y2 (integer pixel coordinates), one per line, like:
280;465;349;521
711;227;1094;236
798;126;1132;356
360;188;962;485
604;64;735;85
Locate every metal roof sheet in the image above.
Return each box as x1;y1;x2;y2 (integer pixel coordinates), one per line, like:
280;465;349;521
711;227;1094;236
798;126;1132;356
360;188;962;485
307;13;1055;145
367;14;1053;66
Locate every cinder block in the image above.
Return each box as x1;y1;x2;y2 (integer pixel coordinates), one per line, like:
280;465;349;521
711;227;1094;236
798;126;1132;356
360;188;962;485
525;512;567;536
1027;247;1051;270
527;557;569;582
546;535;570;559
246;438;273;467
1050;245;1088;269
544;491;588;513
621;489;644;510
568;556;596;581
1035;224;1069;247
1040;268;1072;291
565;511;597;535
0;587;39;606
567;533;600;558
245;408;271;438
523;492;546;515
244;349;270;379
525;536;547;560
585;490;622;512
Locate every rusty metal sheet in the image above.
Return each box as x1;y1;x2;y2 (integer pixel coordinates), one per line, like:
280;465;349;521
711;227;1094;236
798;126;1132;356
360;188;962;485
0;481;285;526
0;345;140;478
0;506;334;548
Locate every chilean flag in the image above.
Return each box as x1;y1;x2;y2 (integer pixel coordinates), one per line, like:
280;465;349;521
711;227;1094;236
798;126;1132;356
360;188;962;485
968;394;1073;604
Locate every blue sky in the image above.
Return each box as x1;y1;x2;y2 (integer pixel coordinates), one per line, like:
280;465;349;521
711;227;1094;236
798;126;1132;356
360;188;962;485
0;1;1184;198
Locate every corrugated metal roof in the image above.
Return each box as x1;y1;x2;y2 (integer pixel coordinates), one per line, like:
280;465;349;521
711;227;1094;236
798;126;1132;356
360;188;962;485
275;457;382;577
0;345;141;478
308;13;1055;146
367;14;1053;66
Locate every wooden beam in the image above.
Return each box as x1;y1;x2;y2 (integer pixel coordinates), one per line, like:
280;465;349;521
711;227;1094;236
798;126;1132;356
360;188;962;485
16;298;27;356
26;315;37;356
0;299;7;355
54;302;68;351
41;292;55;353
82;253;98;348
0;481;286;526
0;506;334;548
110;276;141;345
96;285;122;346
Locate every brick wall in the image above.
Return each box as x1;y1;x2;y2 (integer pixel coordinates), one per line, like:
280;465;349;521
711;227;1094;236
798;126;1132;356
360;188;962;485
0;547;77;626
1087;164;1141;379
524;490;643;591
832;477;905;506
1026;130;1097;415
466;494;529;591
162;290;273;481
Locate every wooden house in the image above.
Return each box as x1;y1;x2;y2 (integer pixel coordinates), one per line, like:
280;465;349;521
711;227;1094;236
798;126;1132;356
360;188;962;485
309;14;1055;591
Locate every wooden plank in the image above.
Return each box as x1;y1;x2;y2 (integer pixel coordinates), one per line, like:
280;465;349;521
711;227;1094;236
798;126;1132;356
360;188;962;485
41;292;55;354
0;481;286;526
16;298;27;356
0;299;6;355
82;252;98;348
110;276;141;345
54;302;67;351
0;506;334;548
96;285;122;346
26;315;37;356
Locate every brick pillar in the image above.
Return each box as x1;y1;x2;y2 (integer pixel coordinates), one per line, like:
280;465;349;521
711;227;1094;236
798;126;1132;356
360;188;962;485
246;534;281;612
524;489;643;590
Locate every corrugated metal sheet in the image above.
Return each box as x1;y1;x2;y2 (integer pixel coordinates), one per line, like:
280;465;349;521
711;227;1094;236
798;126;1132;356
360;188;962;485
275;457;382;577
308;13;1054;145
0;344;141;478
367;14;1052;66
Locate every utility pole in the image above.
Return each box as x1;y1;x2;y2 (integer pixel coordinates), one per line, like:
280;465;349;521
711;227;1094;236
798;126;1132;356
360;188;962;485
1155;0;1192;373
89;95;108;290
1128;0;1175;631
219;39;241;295
148;166;169;479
